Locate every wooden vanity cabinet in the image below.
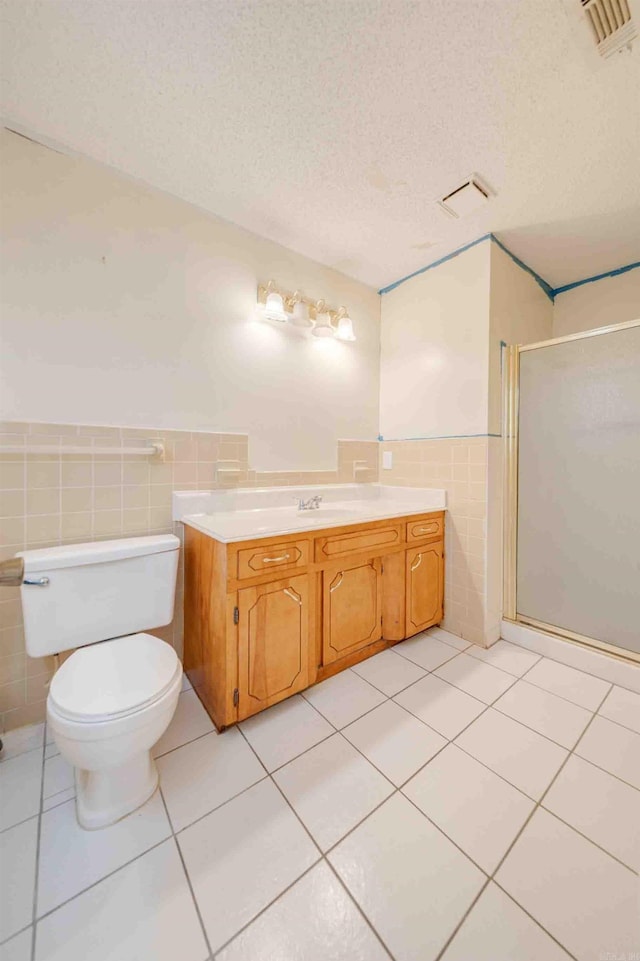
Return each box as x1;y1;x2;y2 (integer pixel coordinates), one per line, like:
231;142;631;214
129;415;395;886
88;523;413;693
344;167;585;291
406;542;444;634
237;574;313;720
184;511;444;730
322;557;383;664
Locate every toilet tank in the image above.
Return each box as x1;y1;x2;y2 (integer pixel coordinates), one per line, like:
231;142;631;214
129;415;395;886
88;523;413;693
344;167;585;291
17;535;180;657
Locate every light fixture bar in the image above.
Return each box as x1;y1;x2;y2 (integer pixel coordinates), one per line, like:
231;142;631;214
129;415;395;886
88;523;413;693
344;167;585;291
256;282;356;340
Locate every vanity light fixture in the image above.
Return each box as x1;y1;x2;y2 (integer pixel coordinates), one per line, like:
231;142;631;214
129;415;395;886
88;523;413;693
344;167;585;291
264;289;288;323
335;308;356;342
289;293;314;328
256;282;356;341
311;301;335;338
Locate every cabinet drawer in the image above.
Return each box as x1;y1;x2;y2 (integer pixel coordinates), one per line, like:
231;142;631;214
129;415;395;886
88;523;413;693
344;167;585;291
237;540;309;579
406;515;444;543
315;524;402;561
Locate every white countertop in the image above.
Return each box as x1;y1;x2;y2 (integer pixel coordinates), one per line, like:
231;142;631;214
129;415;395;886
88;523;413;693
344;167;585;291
174;484;446;543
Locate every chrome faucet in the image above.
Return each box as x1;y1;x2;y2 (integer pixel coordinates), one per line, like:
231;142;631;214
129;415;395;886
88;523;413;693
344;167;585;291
296;494;323;511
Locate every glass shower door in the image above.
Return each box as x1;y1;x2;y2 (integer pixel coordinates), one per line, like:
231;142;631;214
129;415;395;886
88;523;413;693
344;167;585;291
509;321;640;660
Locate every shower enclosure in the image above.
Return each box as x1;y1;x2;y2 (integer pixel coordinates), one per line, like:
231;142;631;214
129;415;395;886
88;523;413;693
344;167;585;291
503;319;640;663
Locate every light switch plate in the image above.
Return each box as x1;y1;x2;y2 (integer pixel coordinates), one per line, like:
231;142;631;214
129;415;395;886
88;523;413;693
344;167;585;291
382;451;393;470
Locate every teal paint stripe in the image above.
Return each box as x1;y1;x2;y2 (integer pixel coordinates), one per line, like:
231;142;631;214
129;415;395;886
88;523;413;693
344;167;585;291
378;234;491;294
379;432;501;442
553;260;640;296
378;233;555;303
489;234;555;302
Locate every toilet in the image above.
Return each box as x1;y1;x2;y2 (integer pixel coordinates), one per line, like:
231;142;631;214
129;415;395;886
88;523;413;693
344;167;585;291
18;534;182;830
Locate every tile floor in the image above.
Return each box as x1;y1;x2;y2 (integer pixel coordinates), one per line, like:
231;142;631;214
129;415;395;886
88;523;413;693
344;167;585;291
1;629;639;961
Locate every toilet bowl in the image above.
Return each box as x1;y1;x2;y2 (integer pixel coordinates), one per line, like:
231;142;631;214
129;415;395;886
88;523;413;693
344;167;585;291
47;632;183;829
17;534;182;830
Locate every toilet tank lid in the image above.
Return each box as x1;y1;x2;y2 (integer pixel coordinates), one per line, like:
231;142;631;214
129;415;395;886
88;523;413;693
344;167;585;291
17;534;180;573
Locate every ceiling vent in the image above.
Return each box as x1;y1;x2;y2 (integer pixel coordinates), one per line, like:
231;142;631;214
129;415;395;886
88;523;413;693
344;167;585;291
580;0;637;56
437;176;490;219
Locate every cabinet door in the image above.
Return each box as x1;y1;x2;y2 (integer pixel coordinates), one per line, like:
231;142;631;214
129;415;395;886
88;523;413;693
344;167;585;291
405;542;444;636
323;558;382;664
237;574;310;720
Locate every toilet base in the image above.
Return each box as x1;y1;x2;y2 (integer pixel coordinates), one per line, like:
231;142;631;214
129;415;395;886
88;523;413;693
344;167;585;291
75;750;159;830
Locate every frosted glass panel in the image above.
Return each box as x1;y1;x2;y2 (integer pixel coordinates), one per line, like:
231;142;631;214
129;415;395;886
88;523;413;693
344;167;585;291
517;325;640;654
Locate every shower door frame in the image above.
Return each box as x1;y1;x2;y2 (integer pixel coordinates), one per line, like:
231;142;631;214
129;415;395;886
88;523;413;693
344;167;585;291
502;317;640;665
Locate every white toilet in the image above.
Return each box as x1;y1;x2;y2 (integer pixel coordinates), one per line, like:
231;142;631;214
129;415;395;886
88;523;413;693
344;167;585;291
18;534;182;830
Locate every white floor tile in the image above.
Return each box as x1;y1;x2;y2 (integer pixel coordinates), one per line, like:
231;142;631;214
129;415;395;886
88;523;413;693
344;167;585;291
494;679;592;749
441;882;571;961
43;744;59;761
216;861;391;961
543;754;640;871
42;756;74;800
273;733;393;851
240;695;333;771
152;690;214;758
426;627;470;651
434;654;515;704
0;927;33;961
0;749;42;831
0;723;44;763
181;673;192;692
394;633;460;672
329;793;484;961
395;673;485;740
599;685;640;734
0;817;38;942
466;640;541;677
524;658;610;711
35;840;208;961
575;716;640;789
351;648;426;696
37;790;171;916
342;700;446;786
496;809;639;961
158;727;265;831
403;744;534;873
302;671;385;729
455;709;567;800
178;779;319;954
41;788;75;813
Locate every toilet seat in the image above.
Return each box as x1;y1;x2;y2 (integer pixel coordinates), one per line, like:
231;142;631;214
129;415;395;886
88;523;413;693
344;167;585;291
49;633;181;724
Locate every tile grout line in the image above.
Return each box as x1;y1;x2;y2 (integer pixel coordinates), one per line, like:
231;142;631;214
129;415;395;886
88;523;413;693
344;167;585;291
435;679;618;961
428;662;608;961
506;639;640;698
28;721;47;961
225;720;399;961
428;686;612;961
156;783;214;961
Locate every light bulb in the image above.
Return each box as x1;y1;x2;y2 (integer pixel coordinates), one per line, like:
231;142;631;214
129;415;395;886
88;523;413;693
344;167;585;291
335;312;356;341
289;300;313;328
312;311;335;338
264;291;287;322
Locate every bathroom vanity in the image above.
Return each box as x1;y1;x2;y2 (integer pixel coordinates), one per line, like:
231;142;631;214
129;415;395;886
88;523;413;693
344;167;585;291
176;486;445;730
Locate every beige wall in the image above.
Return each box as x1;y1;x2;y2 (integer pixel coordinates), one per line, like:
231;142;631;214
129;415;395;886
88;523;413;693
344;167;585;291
0;129;381;472
553;269;640;337
379;240;554;648
379;242;491;440
488;243;554;435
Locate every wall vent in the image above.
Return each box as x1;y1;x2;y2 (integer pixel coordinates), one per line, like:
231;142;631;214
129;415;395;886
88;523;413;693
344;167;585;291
581;0;637;56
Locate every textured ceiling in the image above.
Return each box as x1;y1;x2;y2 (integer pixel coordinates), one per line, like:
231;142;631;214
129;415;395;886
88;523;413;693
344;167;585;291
1;0;639;290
